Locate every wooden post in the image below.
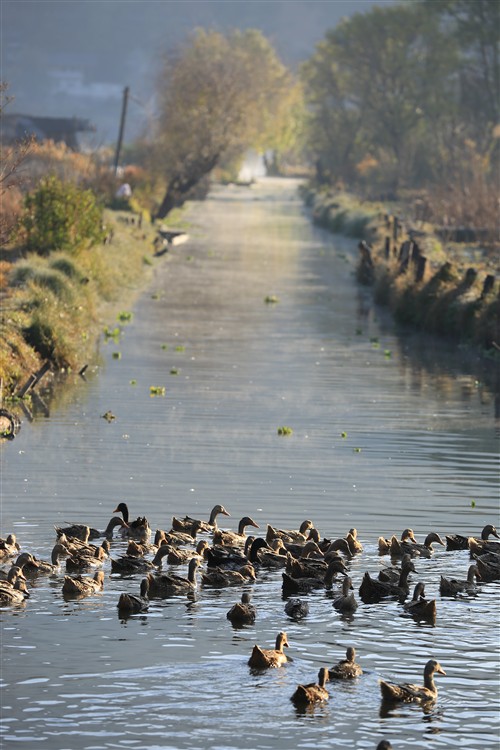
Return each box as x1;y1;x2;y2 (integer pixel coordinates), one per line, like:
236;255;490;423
113;86;129;177
393;216;400;241
384;236;390;259
415;255;427;282
481;274;495;299
17;361;51;398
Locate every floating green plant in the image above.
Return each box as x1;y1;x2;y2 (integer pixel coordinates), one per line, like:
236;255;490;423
384;349;392;358
356;328;363;335
265;295;279;304
370;336;379;344
353;447;362;453
117;311;133;323
277;426;293;435
175;345;185;352
161;343;168;350
170;367;179;375
150;385;165;396
103;326;121;341
130;379;137;385
341;431;348;438
143;255;153;266
112;352;121;360
102;410;116;422
471;499;476;508
151;292;161;300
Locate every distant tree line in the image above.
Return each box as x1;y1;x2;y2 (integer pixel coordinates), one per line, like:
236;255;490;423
300;0;499;197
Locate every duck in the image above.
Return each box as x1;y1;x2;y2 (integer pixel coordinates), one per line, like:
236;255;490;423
226;592;256;624
379;659;446;703
376;743;393;750
345;528;363;554
359;557;416;603
0;577;30;605
446;523;499;551
248;631;289;669
0;563;27;583
113;502;151;542
440;564;481;595
332;576;358;615
402;582;436;623
16;543;71;576
474;553;500;582
291;667;329;705
329;646;362;679
171;503;231;533
66;542;110;573
378;529;416;555
152;540;209;567
146;557;201;597
284;597;309;620
0;534;21;560
468;535;500;557
212;516;260;547
266;520;314;546
201;562;256;588
110;553;156;575
157;522;204;547
378;553;413;584
282;558;347;596
257;538;289;568
324;537;353;560
205;536;263;569
54;517;128;542
117;578;150;615
62;570;105;598
408;531;446;558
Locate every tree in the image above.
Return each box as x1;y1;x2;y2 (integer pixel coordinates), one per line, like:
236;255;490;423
151;29;301;218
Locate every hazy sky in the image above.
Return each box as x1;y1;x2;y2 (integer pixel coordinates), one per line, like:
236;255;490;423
2;0;395;142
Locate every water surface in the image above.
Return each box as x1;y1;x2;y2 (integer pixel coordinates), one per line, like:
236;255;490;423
1;178;499;749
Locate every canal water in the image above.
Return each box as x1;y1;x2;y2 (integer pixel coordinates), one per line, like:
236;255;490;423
1;178;499;749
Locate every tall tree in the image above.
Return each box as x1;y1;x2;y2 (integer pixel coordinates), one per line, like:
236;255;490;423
151;29;301;219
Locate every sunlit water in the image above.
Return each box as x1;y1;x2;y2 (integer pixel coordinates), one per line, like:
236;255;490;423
1;178;499;749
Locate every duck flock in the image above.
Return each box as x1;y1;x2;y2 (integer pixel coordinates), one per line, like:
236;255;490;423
1;502;499;749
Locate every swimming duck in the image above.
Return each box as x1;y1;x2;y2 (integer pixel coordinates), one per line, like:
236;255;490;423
0;577;30;605
440;564;481;595
158;522;204;547
226;592;256;624
205;536;263;569
468;535;500;557
284;597;309;620
359;557;416;603
345;528;363;554
266;520;314;546
402;582;436;623
329;646;362;679
0;534;21;560
445;523;499;551
409;532;446;558
213;516;259;547
324;537;353;560
62;570;105;598
379;659;446;703
171;503;231;533
66;542;110;574
291;667;329;705
54;517;127;542
153;540;209;567
376;742;393;750
332;576;358;615
202;562;256;587
282;558;347;596
17;543;71;575
257;538;288;568
0;563;27;583
110;553;156;575
146;557;201;597
378;529;416;555
248;631;289;669
117;578;150;615
113;502;151;542
474;553;500;582
378;554;413;584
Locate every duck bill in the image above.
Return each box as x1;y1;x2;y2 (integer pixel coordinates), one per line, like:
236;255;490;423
437;666;446;675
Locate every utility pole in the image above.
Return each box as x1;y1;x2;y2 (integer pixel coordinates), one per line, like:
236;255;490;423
114;86;129;177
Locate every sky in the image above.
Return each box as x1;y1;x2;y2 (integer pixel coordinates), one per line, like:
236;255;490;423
1;0;394;144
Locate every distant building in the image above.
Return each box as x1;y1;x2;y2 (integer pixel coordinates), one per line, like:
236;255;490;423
1;113;96;151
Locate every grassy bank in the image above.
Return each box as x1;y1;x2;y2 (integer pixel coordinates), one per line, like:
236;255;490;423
302;185;500;358
0;209;161;402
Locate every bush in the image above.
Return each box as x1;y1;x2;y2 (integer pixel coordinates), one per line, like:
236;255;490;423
21;176;106;256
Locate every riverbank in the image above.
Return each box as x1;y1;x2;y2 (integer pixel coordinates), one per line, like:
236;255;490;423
301;185;500;359
0;209;170;410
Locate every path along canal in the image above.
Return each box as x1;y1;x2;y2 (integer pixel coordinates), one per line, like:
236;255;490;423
0;177;499;749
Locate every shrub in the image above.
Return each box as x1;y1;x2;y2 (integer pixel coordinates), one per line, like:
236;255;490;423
21;176;106;255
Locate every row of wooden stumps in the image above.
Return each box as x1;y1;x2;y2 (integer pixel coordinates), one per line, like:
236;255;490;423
358;214;496;299
0;361;52;440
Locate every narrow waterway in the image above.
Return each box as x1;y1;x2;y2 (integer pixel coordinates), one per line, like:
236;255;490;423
1;178;499;749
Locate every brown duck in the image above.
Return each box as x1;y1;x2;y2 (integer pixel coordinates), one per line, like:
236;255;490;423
248;631;289;668
226;592;256;624
329;646;362;679
379;659;446;703
402;582;436;624
171;504;231;533
291;667;329;705
445;523;499;551
62;570;104;598
213;516;260;547
440;564;481;595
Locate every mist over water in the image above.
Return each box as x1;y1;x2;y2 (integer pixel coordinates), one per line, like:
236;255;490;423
1;178;498;749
